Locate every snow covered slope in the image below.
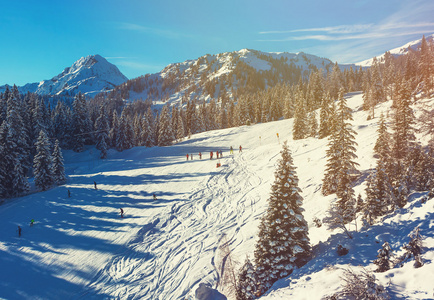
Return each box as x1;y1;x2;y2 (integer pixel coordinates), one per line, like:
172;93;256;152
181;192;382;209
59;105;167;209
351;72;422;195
0;93;433;299
357;34;434;66
0;55;128;97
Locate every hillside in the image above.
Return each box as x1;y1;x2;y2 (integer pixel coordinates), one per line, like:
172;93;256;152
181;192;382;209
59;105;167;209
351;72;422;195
357;34;434;66
101;49;359;107
0;92;433;299
0;55;128;97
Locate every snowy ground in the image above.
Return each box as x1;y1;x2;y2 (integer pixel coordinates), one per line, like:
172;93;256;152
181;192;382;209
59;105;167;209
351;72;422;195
0;92;433;299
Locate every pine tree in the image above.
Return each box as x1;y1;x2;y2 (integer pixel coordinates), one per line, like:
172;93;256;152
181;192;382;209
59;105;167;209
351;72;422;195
322;89;359;199
33;130;53;191
355;193;363;213
254;141;310;294
0;121;8;197
307;111;318;138
328;62;343;100
132;114;142;146
236;256;258;300
292;92;308;140
176;114;185;142
363;170;377;225
374;114;391;159
52;101;69;147
2;90;30;197
392;78;416;161
318;92;332;139
420;35;432;96
374;241;393;272
370;57;385;114
95;106;110;152
390;78;415;208
110;110;119;149
51;139;66;185
72;93;88;152
363;166;390;225
117;112;134;151
141;114;153;147
158;104;175;146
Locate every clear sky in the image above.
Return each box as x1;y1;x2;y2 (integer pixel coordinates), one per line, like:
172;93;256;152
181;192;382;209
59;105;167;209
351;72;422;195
1;0;434;86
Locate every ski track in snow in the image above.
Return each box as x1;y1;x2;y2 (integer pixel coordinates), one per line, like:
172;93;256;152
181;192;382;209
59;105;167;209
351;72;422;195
81;147;265;299
3;92;433;300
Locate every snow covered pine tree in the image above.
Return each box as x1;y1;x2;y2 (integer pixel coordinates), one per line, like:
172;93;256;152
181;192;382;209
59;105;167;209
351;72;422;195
254;141;310;295
33;130;53;191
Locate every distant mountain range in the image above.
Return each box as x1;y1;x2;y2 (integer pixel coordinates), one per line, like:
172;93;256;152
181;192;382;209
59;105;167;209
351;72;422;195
357;34;434;66
0;54;128;97
1;35;430;100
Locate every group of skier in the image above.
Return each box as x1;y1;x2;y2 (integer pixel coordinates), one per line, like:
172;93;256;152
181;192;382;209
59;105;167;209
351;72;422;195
16;218;35;237
16;145;244;237
185;146;242;162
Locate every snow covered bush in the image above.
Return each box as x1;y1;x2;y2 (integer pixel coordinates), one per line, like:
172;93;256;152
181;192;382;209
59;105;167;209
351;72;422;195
313;216;322;228
236;256;258;300
327;268;390;300
337;244;349;256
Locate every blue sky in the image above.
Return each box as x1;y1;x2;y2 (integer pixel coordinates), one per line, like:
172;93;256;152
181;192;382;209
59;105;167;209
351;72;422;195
1;0;434;86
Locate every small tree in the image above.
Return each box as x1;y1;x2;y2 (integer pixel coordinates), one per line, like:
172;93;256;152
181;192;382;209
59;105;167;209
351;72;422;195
373;241;393;272
324;204;353;239
219;235;239;298
403;226;424;268
236;256;258;300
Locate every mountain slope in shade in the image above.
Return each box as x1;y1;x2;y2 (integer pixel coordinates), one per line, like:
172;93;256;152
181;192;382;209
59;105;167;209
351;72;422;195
356;34;434;66
0;55;128;97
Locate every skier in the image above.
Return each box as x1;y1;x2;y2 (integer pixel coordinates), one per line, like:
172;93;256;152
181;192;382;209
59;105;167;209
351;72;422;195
191;154;193;160
94;181;97;189
216;151;219;159
18;226;22;237
30;219;34;226
186;154;189;161
239;145;242;152
199;152;202;159
230;146;233;154
220;150;223;157
153;193;157;201
68;189;71;198
120;208;124;218
210;151;213;159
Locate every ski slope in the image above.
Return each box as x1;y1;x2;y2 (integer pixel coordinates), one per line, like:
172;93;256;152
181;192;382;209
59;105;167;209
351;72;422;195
0;92;433;299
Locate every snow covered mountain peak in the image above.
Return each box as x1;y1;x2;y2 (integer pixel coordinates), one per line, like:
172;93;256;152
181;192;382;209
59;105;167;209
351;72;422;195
356;33;434;66
0;54;128;97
